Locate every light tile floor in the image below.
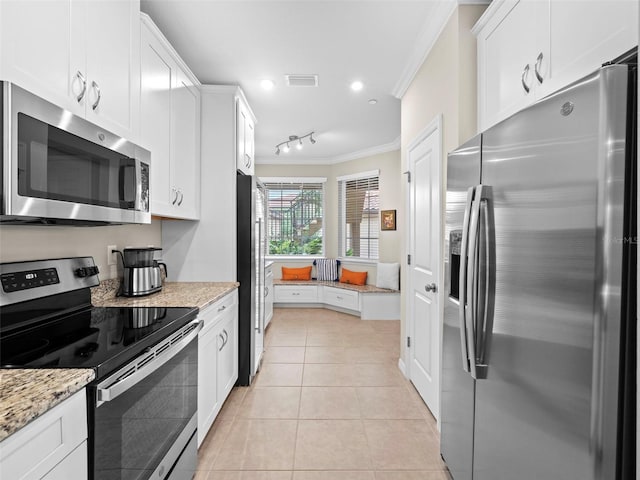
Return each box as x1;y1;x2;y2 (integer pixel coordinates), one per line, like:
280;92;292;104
195;307;451;480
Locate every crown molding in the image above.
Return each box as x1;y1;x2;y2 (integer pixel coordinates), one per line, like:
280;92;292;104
256;137;400;166
391;0;491;99
391;0;457;99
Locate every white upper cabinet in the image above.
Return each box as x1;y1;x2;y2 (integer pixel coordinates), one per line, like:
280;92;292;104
474;0;638;131
140;14;200;220
0;0;140;141
140;21;173;216
236;97;256;175
171;68;200;219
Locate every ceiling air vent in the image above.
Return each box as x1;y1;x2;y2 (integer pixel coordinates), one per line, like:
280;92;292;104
285;74;319;87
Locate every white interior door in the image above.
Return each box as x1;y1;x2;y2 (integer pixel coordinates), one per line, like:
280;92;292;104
406;116;442;423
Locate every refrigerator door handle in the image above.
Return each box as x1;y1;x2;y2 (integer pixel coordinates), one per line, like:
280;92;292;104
466;185;483;380
255;218;263;334
458;186;474;373
475;186;495;380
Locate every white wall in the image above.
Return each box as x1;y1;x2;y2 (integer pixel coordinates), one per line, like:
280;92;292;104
256;149;402;284
0;221;162;279
399;4;486;359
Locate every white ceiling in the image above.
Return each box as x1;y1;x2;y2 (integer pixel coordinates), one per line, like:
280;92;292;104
140;0;458;164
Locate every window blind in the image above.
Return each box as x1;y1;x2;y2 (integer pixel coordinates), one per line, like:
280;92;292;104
262;180;324;256
338;174;380;260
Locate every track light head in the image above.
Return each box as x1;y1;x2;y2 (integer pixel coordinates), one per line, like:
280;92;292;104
310;133;316;144
296;138;303;150
283;142;290;153
276;146;280;155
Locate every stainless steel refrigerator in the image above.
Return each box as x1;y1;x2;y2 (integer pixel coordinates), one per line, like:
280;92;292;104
237;173;266;385
442;62;636;480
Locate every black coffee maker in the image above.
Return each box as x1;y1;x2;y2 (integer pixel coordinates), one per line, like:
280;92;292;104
113;247;168;297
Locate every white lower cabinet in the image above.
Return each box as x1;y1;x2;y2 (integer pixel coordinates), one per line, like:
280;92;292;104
197;290;238;447
274;285;319;303
0;389;88;480
264;264;274;328
322;286;359;311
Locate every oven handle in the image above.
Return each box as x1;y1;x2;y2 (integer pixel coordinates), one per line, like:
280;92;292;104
96;319;203;407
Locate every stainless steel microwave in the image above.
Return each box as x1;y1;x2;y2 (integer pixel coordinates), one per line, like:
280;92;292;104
1;82;150;225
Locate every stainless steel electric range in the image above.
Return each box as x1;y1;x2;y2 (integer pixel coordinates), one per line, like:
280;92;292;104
0;257;202;480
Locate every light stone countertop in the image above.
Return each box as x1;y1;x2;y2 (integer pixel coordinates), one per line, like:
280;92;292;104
91;279;239;309
1;280;238;443
0;369;95;442
274;278;399;293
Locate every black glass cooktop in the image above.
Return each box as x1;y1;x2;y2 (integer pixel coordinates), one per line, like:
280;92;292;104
0;306;198;379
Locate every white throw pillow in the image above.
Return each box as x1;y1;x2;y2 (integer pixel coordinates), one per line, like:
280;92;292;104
376;262;400;290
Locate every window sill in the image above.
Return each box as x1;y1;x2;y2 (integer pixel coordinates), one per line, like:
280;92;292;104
338;257;379;266
265;255;324;262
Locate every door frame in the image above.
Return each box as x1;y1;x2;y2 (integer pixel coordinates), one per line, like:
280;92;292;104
403;114;444;425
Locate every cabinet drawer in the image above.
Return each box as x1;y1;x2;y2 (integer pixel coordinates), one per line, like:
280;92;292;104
274;285;318;303
0;389;87;480
200;290;239;330
322;286;359;311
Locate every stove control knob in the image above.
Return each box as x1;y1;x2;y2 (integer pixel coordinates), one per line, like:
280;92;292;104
75;266;100;278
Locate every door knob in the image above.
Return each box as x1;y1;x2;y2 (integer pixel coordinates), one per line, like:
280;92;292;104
424;283;437;293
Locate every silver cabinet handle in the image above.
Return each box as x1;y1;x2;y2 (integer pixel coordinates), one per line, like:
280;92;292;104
534;52;544;83
223;329;228;346
292;292;300;296
424;283;437;293
245;153;251;168
521;64;531;93
177;190;184;206
171;187;178;205
76;71;87;102
264;286;269;297
218;332;225;351
91;80;101;110
218;304;227;312
336;295;343;300
96;319;203;406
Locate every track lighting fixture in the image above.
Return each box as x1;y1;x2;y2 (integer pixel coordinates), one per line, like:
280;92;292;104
275;132;316;155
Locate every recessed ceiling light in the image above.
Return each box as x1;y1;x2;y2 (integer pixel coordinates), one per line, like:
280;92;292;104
368;99;378;105
260;79;275;91
350;80;364;92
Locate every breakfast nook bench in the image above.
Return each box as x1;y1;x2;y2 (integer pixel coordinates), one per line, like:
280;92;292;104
273;279;400;320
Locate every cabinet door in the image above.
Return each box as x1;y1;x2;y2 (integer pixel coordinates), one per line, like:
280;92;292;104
217;305;238;402
539;0;639;98
41;441;88;480
171;68;201;220
477;0;547;130
197;323;219;447
236;100;247;174
265;266;274;328
141;24;174;217
84;0;139;140
0;0;81;115
245;114;255;175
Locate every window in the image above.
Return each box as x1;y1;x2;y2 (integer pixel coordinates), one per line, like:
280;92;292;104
262;177;326;256
338;170;380;260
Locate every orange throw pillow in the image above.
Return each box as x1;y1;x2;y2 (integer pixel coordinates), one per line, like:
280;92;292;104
339;268;367;286
281;266;312;280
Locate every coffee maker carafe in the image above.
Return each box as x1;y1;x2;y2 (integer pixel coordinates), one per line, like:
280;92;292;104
113;247;168;297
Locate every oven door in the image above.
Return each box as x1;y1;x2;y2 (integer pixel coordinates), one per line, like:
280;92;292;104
91;319;202;480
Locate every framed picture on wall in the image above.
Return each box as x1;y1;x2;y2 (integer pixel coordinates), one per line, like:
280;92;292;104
381;209;396;231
